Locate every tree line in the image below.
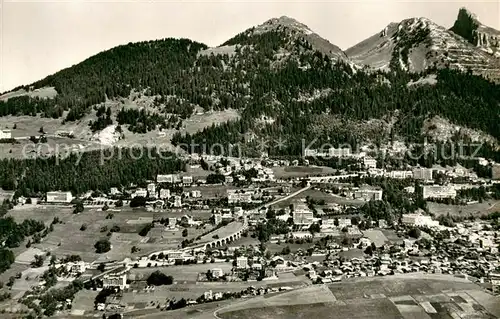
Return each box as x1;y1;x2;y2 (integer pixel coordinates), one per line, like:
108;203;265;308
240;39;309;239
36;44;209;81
0;148;184;197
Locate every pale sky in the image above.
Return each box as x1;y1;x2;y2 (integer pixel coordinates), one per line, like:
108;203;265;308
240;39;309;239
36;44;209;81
1;0;499;92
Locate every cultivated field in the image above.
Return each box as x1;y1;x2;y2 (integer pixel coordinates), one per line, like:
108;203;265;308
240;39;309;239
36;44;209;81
267;241;316;254
128;262;233;283
270;188;364;209
71;289;99;315
119;271;307;312
189;185;235;199
217;285;335;314
5;205;207;263
218;275;500;319
181;109;240;135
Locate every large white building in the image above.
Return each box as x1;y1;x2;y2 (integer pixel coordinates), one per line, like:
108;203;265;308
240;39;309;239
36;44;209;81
292;204;314;225
303;149;317;157
422;185;457;199
490;272;500;294
147;183;156;196
213;213;223;225
173;195;182;208
103;273;129;289
182;176;193;185
354;189;383;201
387;170;413;179
413;168;433;181
338;218;352;228
64;261;87;275
157;174;181;184
191;190;202;198
46;191;73;203
401;213;439;228
329;147;351;157
0;130;12;139
211;268;224;278
304;147;351;158
227;189;253;204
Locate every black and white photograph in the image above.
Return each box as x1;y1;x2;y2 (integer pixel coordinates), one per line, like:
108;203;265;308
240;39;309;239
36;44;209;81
0;0;499;318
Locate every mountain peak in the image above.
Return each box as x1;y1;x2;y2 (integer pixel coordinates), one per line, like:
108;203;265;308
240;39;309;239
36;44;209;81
222;16;348;62
458;7;478;21
451;7;500;56
258;15;314;35
346;14;500;80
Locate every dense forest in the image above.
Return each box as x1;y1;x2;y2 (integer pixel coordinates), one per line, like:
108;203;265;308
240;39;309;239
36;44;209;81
116;108;167;133
172;65;500;157
0;148;184;197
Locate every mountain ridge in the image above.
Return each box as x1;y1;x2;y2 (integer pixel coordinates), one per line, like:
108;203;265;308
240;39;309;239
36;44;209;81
0;9;499;161
220;15;348;62
346;13;500;81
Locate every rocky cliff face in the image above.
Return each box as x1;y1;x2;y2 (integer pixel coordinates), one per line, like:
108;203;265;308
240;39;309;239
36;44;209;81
346;15;500;82
451;8;500;57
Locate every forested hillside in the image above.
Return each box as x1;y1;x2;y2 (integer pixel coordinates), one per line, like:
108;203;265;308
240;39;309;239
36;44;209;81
1;15;499;159
0;148;184;197
172;64;500;157
0;38;214;119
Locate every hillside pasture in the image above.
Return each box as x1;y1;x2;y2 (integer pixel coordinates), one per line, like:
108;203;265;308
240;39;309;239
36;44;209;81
5;205;194;262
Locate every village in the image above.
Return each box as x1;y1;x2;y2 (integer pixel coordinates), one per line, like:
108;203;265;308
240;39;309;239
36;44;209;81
1;146;500;317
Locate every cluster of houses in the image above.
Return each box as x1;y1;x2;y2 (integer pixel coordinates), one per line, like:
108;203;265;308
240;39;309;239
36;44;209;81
288;219;499;291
